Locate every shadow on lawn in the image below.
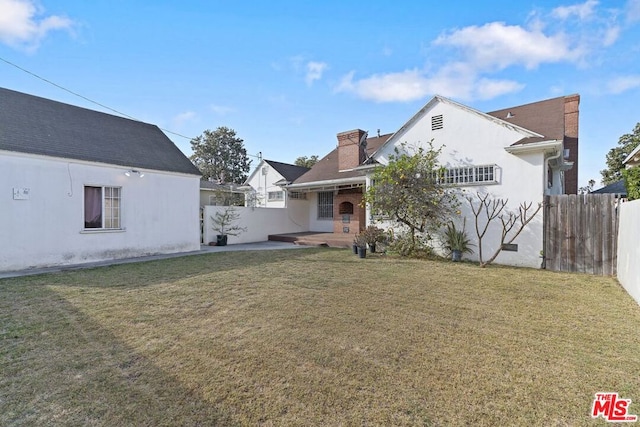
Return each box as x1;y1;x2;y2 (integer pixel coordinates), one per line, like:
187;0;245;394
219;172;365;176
0;282;240;426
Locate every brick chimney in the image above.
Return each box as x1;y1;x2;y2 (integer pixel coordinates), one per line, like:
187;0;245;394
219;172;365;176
563;94;579;195
337;129;367;171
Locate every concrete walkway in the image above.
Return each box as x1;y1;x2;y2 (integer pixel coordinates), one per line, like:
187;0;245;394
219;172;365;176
0;241;311;279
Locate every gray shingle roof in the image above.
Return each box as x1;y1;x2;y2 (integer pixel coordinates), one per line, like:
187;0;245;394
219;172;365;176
263;160;310;182
294;133;391;184
592;180;627;196
0;87;201;175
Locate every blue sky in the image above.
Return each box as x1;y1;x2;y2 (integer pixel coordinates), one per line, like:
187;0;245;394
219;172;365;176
1;0;639;188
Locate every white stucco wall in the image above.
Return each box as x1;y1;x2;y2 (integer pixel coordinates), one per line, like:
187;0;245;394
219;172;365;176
307;192;334;232
617;199;640;305
1;151;200;271
370;100;547;268
204;201;309;245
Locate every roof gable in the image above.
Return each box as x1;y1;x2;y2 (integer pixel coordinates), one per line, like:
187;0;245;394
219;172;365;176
371;95;542;162
0;87;200;175
264;159;310;182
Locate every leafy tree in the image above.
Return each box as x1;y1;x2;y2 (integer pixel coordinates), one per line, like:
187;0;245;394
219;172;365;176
623;167;640;201
578;179;596;194
601;123;640;185
363;142;458;255
190;127;251;183
294;155;319;168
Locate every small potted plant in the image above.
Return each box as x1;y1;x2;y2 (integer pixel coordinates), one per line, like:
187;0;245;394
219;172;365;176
443;221;474;262
210;206;246;246
360;225;385;253
355;233;367;258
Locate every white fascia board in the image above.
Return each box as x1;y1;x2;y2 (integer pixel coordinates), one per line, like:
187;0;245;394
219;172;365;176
284;176;365;191
623;144;640;165
504;140;562;155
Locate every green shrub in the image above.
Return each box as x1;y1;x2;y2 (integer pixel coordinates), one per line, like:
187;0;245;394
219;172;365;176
623;167;640;201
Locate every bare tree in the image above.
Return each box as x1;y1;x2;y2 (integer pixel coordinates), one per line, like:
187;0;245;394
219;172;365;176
467;193;542;267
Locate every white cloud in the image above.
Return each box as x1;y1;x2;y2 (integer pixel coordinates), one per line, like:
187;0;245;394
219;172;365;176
434;22;582;70
335;2;623;103
552;0;599;20
627;0;640;22
172;111;197;126
475;78;525;100
305;61;327;86
602;25;621;46
210;104;236;115
335;65;524;102
336;69;431;102
0;0;73;50
606;75;640;94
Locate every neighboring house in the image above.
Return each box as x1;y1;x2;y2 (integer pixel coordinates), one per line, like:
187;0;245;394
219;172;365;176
0;87;202;272
200;180;248;206
592;180;627;198
285;94;579;267
244;159;310;207
623;144;640;168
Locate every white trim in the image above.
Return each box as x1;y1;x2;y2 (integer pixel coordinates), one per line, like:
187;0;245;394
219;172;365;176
623;144;640;165
504;140;562;154
82;184;123;231
285;176;365;191
370;95;544;161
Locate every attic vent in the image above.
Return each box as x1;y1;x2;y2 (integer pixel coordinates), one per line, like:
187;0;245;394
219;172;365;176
431;114;443;131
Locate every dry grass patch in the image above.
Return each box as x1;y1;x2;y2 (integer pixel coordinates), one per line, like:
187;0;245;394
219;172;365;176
1;249;639;426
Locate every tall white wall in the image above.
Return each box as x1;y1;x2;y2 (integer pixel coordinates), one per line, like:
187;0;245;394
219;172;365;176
204;201;309;245
617;199;640;305
0;151;200;271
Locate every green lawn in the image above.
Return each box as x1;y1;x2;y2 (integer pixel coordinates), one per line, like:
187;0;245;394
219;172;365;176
1;249;639;426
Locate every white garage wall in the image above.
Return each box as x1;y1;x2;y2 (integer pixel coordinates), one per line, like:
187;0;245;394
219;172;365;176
0;151;200;271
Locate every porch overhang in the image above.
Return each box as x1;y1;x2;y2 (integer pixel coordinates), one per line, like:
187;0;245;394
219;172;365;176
284;176;365;192
504;139;562;155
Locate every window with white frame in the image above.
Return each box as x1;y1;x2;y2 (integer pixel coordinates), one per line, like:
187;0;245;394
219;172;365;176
84;186;121;229
289;191;307;200
268;191;284;201
442;165;496;185
317;191;334;219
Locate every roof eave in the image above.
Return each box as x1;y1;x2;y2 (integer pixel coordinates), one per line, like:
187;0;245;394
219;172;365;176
623;144;640;165
504;139;562;155
285;176;365;191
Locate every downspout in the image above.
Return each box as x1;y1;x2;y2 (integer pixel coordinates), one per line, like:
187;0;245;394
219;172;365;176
546;149;563;195
542;149;562;270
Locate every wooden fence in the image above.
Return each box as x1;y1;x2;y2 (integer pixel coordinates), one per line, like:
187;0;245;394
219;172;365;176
543;194;621;275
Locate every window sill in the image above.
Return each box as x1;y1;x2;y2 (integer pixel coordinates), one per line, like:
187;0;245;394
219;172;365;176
80;228;126;234
317;218;334;221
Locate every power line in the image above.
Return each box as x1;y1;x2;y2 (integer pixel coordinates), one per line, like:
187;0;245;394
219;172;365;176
0;55;194;141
